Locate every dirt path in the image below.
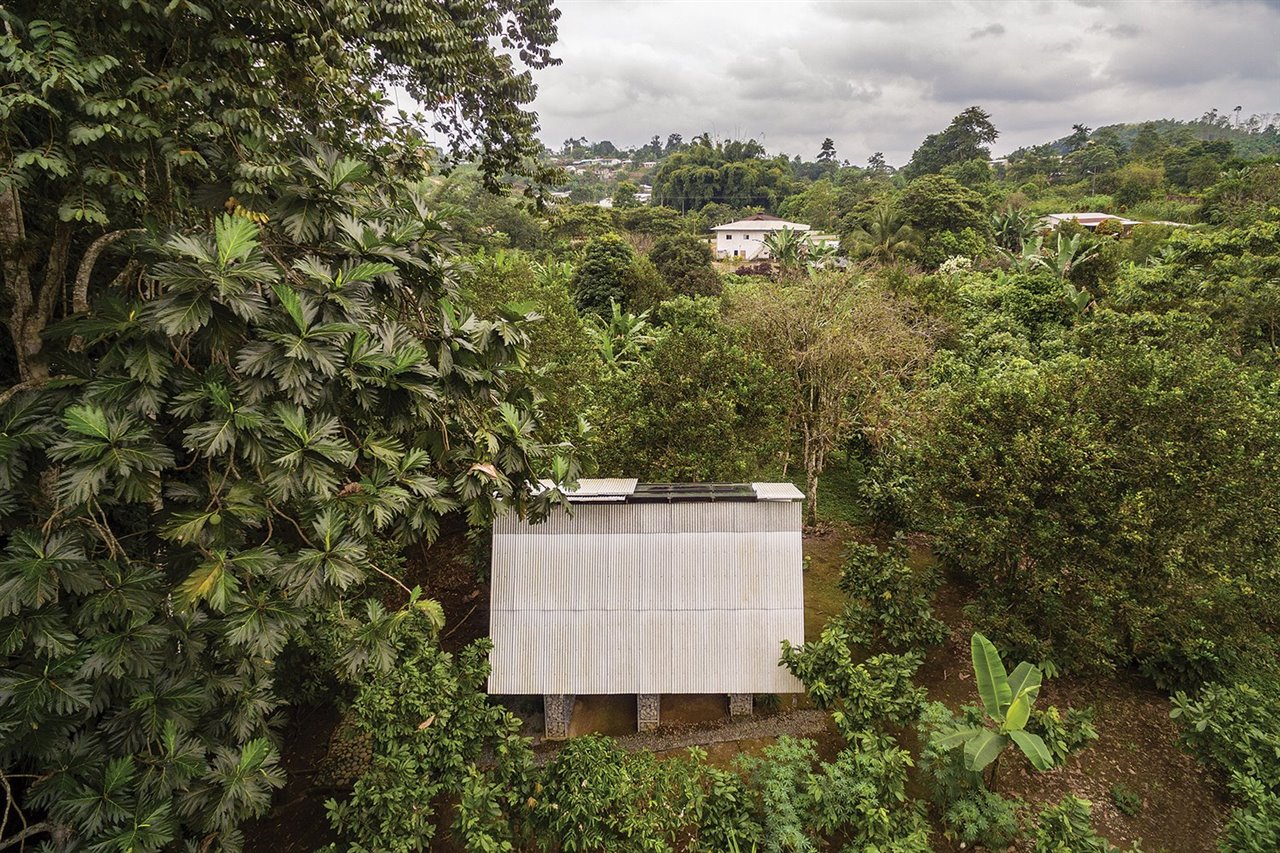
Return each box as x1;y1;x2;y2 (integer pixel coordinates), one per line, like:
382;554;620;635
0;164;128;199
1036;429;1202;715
533;708;834;764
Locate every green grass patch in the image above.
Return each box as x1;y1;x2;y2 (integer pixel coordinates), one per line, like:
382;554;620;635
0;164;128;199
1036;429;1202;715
788;453;869;527
802;533;847;642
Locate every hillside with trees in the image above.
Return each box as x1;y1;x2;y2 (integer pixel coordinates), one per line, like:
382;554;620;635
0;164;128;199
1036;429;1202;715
3;2;1280;852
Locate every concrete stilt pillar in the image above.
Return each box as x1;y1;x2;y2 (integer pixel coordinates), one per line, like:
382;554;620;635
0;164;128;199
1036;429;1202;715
637;694;660;732
729;693;753;717
544;694;574;740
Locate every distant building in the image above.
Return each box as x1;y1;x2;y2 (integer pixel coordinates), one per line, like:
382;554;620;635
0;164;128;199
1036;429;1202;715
487;479;806;738
711;214;838;260
1040;212;1140;231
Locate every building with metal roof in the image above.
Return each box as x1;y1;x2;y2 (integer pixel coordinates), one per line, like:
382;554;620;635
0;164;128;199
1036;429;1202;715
1040;212;1140;230
488;479;806;737
709;214;837;261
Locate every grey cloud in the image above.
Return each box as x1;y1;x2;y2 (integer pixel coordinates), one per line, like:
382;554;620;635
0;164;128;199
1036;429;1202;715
1090;21;1141;38
528;0;1280;166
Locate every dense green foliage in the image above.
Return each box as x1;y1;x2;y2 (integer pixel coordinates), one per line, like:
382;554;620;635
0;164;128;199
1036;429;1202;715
1172;675;1280;851
648;234;721;299
890;309;1280;686
6;3;1280;846
918;702;1023;848
651;139;792;211
591;300;786;481
1031;796;1132;852
737;735;930;852
0;155;574;848
835;541;946;651
0;0;561;381
322;604;531;852
570;233;637;314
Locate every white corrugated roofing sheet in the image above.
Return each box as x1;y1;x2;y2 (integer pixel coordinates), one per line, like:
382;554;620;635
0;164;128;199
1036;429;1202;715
488;495;805;695
752;482;805;501
535;478;638;501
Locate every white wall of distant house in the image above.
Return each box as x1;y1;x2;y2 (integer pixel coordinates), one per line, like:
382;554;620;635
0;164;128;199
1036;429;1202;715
712;226;839;261
715;228;778;260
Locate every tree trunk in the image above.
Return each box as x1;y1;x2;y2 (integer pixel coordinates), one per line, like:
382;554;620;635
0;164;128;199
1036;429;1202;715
0;185;41;381
805;461;819;528
0;186;86;383
987;750;1004;792
802;430;820;528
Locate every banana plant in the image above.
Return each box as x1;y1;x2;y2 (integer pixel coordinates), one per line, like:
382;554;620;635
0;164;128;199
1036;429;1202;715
936;633;1054;787
1062;281;1093;315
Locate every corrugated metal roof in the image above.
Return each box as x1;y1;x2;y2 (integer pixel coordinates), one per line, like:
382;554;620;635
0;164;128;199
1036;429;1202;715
752;482;805;501
488;497;805;695
536;478;637;502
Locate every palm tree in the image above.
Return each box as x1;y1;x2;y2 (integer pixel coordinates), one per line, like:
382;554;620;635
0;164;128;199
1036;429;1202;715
848;205;918;264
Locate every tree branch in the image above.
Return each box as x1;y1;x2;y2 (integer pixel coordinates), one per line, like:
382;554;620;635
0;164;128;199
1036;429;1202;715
74;229;144;314
0;375;67;408
0;822;52;852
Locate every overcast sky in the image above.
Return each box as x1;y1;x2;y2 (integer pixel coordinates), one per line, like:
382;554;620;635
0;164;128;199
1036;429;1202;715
527;0;1280;166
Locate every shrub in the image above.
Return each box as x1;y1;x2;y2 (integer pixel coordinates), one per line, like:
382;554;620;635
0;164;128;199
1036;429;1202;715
1220;775;1280;853
1172;672;1280;849
622;255;671;313
781;622;926;740
528;738;759;852
1171;676;1280;792
1031;796;1125;852
1029;706;1099;766
893;313;1280;685
649;234;722;299
572;232;636;313
736;735;931;852
918;702;1024;848
325;607;532;852
942;790;1022;848
836;541;946;652
589;314;787;481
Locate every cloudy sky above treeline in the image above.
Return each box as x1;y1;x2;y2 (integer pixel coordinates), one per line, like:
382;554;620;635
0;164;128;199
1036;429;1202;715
527;0;1280;165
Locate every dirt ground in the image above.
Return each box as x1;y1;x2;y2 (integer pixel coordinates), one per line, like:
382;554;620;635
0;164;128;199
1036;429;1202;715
917;559;1229;852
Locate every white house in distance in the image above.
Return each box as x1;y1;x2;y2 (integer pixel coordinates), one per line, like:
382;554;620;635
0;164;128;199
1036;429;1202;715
487;479;806;738
711;214;839;260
